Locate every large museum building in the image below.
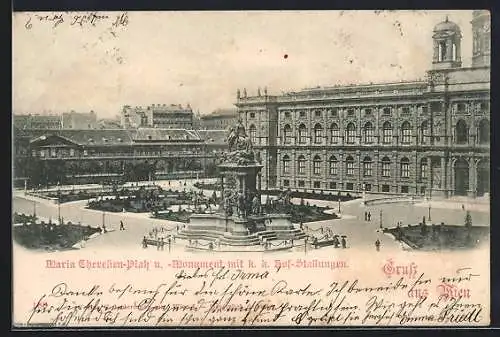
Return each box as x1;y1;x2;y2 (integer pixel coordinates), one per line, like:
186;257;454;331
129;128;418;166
236;11;490;199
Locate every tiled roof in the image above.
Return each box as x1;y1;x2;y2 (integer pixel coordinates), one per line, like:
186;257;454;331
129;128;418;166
129;128;201;141
56;129;133;146
197;130;227;145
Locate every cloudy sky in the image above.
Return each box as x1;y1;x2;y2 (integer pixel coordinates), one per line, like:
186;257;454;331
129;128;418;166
13;10;476;118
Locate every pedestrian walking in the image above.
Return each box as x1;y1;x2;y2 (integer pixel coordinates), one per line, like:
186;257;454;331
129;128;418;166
341;237;346;248
364;211;367;221
368;212;371;221
120;220;125;231
142;236;148;249
375;239;381;251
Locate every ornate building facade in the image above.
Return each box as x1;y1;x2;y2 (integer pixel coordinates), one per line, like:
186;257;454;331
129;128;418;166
235;12;490;198
13;128;225;187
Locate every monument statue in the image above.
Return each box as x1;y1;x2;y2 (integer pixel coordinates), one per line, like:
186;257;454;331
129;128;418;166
224;119;256;165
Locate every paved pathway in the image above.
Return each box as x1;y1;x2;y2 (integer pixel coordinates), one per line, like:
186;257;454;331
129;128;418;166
12;184;489;253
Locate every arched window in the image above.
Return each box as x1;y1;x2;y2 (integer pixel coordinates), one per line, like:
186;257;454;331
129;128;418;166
383;121;392;144
249;124;257;144
282;155;290;174
283;124;292;144
330;123;339;144
313;124;323;144
420;121;429;144
401;121;412;144
346;123;356;144
478;119;489;144
329;155;338;175
298;124;308;144
420;158;428;179
382;157;391;177
363;122;374;143
346;155;355;176
363;157;372;177
297;155;306;174
400;157;410;178
455;119;468;144
313;155;322;175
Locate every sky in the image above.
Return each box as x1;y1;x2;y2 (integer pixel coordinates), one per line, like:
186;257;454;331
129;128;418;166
12;10;477;119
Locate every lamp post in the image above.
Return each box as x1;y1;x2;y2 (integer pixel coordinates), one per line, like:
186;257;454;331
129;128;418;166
379;210;383;229
33;200;37;219
428;204;432;222
57;184;61;225
338;198;341;214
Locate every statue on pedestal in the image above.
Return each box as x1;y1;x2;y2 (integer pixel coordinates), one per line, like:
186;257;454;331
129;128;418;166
252;194;261;215
224;119;256;165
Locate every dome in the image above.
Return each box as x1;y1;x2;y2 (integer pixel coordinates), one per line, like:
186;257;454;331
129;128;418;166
434;17;461;33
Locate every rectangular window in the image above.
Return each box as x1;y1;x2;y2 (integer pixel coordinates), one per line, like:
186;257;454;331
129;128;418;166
402;107;410;114
422;106;428;114
420;186;426;194
382;185;390;192
329;161;338;175
331;128;340;144
421;162;428;179
283;160;290;174
299;111;306;117
363;162;372;176
298;180;305;187
457;103;465;112
313;181;321;188
382;162;391;177
313;161;321;175
40;150;45;157
330;109;338;117
402;128;411;143
51;149;57;157
480;102;489;111
346;183;354;190
298;160;306;174
284;111;291;118
70;149;75;156
383;129;392;144
347;129;356;144
299;129;308;144
365;108;372;116
250;112;255;118
401;163;410;178
83;150;88;156
364;183;372;192
283;179;290;187
401;186;409;193
383;107;391;115
314;128;322;144
365;128;374;143
347;109;354;116
347;162;355;176
315;110;322;117
329;182;337;189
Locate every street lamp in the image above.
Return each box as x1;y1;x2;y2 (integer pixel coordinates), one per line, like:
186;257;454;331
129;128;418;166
428;204;432;222
338;197;341;214
57;184;61;225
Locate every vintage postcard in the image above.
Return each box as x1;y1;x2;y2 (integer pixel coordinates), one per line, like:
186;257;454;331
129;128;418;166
12;10;490;327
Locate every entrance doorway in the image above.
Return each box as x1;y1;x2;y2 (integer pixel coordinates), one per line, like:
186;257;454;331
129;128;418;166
477;159;490;196
454;158;469;196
